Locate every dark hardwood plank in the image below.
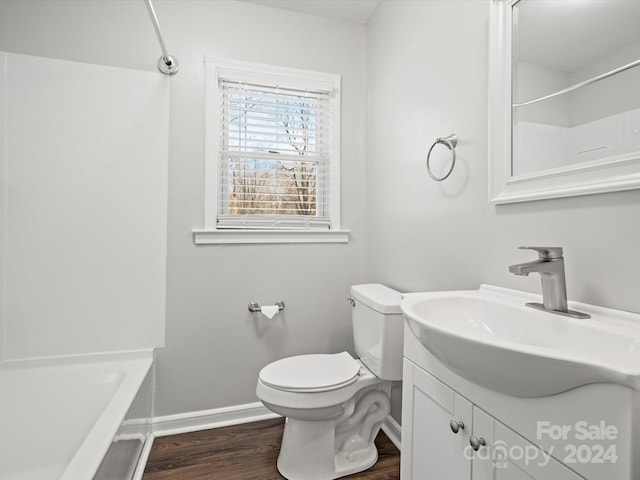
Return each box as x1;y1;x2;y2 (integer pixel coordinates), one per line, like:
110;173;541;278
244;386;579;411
143;417;400;480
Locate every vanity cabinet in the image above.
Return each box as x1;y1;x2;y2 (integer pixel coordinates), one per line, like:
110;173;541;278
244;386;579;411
401;286;640;479
401;359;583;480
400;359;472;479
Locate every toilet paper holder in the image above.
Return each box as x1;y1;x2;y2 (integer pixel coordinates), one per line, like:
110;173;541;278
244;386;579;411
248;300;285;313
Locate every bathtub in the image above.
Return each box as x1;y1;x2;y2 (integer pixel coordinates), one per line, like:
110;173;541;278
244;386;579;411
0;350;153;480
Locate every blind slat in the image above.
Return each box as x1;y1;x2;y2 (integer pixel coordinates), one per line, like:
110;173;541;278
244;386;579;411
224;135;320;148
222;121;321;135
222;150;325;162
222;95;330;113
220;79;331;99
222;113;322;130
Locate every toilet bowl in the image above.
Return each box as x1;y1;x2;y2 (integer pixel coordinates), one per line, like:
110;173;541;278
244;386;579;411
256;284;404;480
257;353;391;479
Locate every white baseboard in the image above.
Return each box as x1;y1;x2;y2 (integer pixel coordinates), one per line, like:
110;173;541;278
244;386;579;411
151;400;401;449
381;416;402;451
151;401;279;438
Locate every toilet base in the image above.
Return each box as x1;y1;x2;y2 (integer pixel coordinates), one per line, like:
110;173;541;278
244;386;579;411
277;418;379;480
334;444;378;478
276;385;390;480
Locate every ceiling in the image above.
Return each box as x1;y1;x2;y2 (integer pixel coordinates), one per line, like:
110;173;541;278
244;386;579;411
238;0;383;24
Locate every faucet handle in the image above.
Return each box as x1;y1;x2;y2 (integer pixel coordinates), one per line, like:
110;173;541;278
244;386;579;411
518;246;563;259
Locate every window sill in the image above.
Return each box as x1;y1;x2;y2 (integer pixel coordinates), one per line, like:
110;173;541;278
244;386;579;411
192;229;350;245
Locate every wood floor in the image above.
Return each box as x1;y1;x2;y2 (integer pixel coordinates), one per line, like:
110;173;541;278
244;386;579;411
143;417;400;480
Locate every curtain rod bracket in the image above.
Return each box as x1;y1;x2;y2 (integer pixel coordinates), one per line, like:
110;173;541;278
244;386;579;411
158;55;179;76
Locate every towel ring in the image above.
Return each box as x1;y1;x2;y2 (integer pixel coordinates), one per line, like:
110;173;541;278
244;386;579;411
426;134;457;181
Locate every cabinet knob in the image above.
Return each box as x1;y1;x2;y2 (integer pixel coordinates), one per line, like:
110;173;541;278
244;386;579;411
449;420;465;434
469;436;486;451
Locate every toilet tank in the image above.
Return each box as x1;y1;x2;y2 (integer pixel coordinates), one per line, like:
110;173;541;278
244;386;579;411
350;284;404;381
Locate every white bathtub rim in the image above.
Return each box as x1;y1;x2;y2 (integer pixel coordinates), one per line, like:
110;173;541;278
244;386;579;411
0;348;155;369
0;349;154;480
57;350;153;480
132;434;156;480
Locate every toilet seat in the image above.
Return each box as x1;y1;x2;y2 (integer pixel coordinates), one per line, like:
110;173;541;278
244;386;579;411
259;352;361;393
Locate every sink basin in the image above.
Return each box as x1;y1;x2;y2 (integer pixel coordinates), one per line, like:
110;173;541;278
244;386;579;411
401;285;640;397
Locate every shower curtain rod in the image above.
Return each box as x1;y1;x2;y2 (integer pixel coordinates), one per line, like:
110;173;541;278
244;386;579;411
144;0;179;75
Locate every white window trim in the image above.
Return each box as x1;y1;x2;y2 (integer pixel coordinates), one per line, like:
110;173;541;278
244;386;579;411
193;57;349;245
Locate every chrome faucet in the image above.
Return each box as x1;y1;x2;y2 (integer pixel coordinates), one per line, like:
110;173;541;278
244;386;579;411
509;246;590;319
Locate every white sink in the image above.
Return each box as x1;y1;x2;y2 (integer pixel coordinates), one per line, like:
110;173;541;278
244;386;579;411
401;285;640;397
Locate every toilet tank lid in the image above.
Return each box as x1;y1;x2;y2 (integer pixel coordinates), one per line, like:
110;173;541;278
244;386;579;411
350;284;402;314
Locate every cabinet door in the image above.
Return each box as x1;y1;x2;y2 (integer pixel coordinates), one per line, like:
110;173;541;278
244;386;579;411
471;407;583;480
401;360;472;480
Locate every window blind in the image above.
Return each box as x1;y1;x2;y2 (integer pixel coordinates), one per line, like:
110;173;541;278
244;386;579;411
218;79;333;230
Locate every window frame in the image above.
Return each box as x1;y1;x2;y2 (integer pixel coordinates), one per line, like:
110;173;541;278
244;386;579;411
194;57;348;245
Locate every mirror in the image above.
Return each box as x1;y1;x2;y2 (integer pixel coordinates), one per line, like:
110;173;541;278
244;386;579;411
489;0;640;204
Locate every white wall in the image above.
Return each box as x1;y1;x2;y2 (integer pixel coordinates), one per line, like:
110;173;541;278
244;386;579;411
4;0;640;428
365;1;640;314
0;53;5;361
0;0;366;415
156;2;366;417
1;52;168;359
366;0;640;421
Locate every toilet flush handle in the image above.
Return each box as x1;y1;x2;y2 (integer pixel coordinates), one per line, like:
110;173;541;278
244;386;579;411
347;298;356;307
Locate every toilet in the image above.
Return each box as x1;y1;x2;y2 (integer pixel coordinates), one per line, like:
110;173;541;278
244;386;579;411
256;284;404;480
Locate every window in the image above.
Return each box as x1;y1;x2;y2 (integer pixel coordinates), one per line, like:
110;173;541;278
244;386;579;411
195;58;348;244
